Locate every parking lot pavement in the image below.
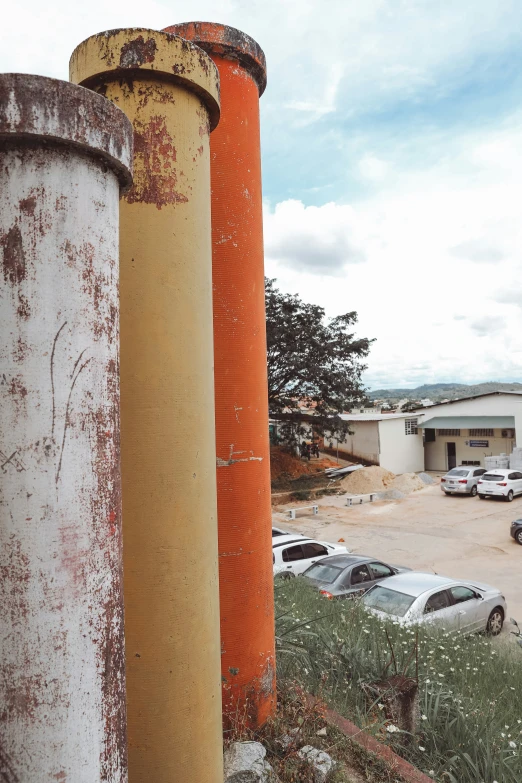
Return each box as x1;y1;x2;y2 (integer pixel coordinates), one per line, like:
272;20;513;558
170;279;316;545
272;482;522;621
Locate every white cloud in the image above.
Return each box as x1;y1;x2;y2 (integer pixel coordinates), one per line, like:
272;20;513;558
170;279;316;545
358;155;389;182
449;240;505;264
469;315;506;336
263;200;366;275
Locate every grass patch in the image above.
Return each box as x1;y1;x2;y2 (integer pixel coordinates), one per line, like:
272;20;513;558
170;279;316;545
275;579;522;783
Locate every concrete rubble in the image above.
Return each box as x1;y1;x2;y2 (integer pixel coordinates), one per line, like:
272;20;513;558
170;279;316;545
224;742;281;783
297;745;336;783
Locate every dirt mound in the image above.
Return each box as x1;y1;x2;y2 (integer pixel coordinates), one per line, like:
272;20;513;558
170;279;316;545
391;472;424;493
270;446;339;481
341;466;395;494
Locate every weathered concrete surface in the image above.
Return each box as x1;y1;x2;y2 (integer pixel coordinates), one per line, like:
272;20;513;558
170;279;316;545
0;74;132;782
165;22;275;728
70;30;223;783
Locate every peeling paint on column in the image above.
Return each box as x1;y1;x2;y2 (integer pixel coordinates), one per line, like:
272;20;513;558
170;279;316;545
0;74;132;782
71;29;224;783
165;22;275;728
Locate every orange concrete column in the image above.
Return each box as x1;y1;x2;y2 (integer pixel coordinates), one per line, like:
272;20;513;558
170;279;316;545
164;22;275;727
70;29;223;783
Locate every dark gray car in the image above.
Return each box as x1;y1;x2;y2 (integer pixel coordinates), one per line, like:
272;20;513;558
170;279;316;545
301;554;411;599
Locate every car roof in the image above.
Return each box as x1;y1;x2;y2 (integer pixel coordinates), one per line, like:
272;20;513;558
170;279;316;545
310;554;370;567
272;535;315;548
376;572;455;597
483;468;512;476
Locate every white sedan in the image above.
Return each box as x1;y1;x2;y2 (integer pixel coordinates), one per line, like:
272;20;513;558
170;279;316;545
273;535;349;578
362;572;506;635
478;469;522;501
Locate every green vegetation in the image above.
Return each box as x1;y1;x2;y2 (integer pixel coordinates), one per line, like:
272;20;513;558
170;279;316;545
276;579;522;783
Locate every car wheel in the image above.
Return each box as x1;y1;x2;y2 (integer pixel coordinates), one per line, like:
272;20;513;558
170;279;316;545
279;571;295;580
505;490;514;502
470;485;478;497
486;607;504;636
478;494;486;499
515;530;522;545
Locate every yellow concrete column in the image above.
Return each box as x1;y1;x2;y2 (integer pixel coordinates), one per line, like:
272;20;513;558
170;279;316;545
70;30;222;783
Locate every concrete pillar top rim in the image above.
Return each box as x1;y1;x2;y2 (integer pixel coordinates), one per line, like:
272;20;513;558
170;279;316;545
70;28;221;131
164;22;267;96
0;72;133;188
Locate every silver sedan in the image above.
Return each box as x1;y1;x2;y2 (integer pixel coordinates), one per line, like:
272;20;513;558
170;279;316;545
362;572;506;635
441;466;486;496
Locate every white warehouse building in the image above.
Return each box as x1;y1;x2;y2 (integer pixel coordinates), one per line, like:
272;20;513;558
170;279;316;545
419;391;522;471
330;392;522;474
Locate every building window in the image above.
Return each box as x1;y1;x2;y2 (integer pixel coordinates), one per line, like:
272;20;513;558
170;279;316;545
437;429;461;436
462;460;481;466
405;418;418;435
469;429;494;437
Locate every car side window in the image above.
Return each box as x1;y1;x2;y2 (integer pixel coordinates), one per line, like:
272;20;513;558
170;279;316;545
474;469;486;477
515;472;522;480
303;543;329;559
450;586;477;604
424;590;451;614
369;562;394;579
351;564;372;585
508;472;518;481
282;544;304;562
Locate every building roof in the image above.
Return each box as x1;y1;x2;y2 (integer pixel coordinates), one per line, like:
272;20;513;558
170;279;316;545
412;390;522;411
340;412;424;422
420;415;515;429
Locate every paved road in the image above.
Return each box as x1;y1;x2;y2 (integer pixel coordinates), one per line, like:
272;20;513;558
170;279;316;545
272;481;522;621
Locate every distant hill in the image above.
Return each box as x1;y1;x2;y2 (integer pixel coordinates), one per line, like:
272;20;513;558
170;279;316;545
368;382;522;402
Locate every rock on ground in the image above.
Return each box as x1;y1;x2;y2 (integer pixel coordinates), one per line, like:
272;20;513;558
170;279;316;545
297;745;336;783
418;472;435;484
224;741;280;783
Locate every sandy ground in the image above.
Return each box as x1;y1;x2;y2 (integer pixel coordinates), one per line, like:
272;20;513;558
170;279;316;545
272;478;522;622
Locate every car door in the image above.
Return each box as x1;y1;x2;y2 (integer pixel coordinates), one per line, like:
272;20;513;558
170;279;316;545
368;561;396;585
280;543;306;575
350;563;375;597
449;585;483;634
513;472;522;496
422;589;460;632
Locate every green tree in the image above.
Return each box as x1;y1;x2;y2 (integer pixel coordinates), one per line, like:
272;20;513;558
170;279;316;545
265;278;374;445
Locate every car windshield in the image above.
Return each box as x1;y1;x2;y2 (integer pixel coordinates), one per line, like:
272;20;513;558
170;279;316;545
446;469;469;477
362;586;415;617
303;563;343;584
482;474;505;481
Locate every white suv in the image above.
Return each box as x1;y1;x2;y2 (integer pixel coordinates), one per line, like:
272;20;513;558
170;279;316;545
478;469;522;502
273;535;349;578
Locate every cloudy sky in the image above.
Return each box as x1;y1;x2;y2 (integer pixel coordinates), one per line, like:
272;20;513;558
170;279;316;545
3;0;522;390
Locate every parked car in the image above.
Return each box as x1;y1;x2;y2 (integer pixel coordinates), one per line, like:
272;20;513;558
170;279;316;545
301;554;411;599
273;526;290;537
441;466;486;496
272;535;349;578
510;518;522;545
478;469;522;501
361;572;506;635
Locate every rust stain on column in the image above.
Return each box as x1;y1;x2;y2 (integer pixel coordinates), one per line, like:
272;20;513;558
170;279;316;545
0;73;132;781
164;22;275;728
70;29;223;783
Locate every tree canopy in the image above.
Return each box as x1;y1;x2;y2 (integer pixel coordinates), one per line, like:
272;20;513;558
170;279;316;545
265;277;374;441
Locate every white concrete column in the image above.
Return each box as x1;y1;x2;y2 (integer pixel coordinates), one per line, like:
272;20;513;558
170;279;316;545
0;74;132;782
